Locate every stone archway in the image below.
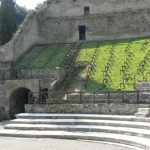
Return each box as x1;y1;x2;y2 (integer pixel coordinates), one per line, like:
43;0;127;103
4;79;40;118
9;88;31;118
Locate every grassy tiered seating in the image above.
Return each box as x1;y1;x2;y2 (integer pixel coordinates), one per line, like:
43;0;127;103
77;38;150;92
16;43;72;69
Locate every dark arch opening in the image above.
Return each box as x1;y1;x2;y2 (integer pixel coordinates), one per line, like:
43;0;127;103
9;88;31;118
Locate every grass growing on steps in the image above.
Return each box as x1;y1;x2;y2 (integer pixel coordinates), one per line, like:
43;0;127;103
77;42;98;63
77;38;150;92
16;44;72;69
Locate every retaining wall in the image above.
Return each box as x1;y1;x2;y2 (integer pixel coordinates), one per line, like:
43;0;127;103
25;103;150;115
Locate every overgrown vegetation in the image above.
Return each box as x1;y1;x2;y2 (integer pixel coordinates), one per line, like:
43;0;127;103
15;38;150;92
16;44;72;69
0;0;27;45
77;38;150;92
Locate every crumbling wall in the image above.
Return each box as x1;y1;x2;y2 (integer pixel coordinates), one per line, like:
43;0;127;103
45;0;150;18
16;67;65;81
0;11;41;69
1;0;150;69
39;10;150;43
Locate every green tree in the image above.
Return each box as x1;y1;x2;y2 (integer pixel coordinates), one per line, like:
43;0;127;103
0;0;17;45
0;4;2;45
0;0;27;45
15;4;27;27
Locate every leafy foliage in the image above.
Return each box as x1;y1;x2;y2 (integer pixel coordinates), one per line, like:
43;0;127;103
0;0;27;45
15;4;27;27
0;0;16;45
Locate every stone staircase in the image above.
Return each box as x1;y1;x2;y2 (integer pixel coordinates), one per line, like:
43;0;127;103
1;113;150;149
62;42;82;87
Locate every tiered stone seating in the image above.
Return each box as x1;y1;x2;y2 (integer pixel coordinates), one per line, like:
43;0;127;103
1;113;150;150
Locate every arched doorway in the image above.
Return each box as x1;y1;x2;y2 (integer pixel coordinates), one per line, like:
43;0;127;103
9;88;31;118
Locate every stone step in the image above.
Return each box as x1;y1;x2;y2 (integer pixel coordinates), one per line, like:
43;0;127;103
0;130;149;149
2;113;150;149
136;108;150;118
16;113;150;122
9;118;150;130
4;124;150;139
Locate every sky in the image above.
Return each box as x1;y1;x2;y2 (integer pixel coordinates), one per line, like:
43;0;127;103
16;0;45;9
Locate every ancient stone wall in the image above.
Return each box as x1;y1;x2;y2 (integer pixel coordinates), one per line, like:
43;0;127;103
0;11;41;68
4;79;40;115
25;103;150;115
1;0;150;68
15;67;65;81
39;10;150;43
4;69;66;117
45;0;150;18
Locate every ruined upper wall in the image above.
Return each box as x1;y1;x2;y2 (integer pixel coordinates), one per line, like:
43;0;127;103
1;0;150;69
38;10;150;43
0;11;41;69
44;0;150;17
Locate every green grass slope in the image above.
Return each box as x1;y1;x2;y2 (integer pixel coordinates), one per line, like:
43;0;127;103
16;43;72;69
77;38;150;92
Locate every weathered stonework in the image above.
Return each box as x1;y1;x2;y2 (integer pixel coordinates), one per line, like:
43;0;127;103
0;11;41;68
15;67;65;81
4;71;66;117
44;0;150;18
135;82;150;103
0;0;150;116
135;108;150;118
4;79;40;116
1;0;150;68
136;82;150;91
25;103;150;115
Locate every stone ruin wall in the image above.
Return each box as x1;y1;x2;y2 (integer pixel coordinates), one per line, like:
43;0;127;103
15;67;65;81
45;0;150;17
0;0;149;117
39;10;150;43
0;11;42;69
25;103;150;115
1;0;150;69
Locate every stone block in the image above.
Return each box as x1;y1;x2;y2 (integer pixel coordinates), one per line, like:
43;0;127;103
136;82;150;91
135;108;150;118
